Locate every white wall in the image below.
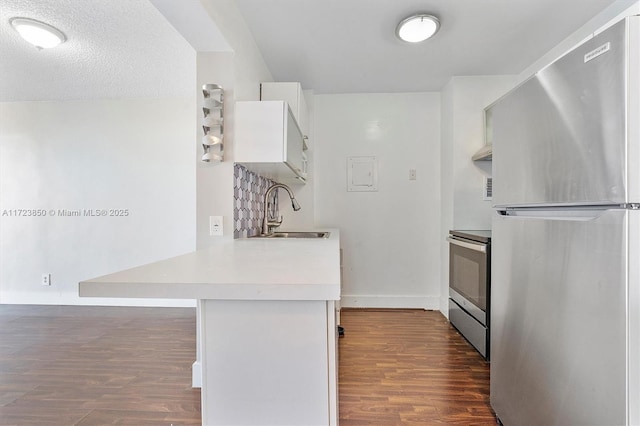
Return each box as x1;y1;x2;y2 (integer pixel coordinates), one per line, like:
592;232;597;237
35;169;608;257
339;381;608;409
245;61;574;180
166;0;275;387
0;98;196;305
200;0;273;102
195;52;236;249
438;76;517;315
447;76;518;229
517;0;640;84
194;1;274;249
439;82;455;315
435;1;640;316
314;93;441;309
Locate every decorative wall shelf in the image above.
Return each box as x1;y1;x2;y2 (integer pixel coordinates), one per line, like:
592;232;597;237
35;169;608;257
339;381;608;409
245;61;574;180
202;84;224;163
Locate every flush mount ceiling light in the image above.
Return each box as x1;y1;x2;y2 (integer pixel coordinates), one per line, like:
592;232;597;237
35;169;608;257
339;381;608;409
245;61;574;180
396;14;440;43
10;17;66;49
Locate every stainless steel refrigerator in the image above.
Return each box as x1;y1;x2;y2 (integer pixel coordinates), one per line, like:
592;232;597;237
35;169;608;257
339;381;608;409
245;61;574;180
490;16;639;425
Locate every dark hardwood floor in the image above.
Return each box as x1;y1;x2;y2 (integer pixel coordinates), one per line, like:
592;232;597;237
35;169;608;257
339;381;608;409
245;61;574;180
0;305;494;425
0;305;200;425
339;309;496;425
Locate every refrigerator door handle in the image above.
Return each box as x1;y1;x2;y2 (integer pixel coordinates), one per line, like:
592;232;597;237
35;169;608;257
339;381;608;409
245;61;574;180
447;237;487;253
497;208;610;222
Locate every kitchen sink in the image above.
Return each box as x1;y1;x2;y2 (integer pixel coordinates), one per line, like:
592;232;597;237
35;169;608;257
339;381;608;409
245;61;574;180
251;231;331;239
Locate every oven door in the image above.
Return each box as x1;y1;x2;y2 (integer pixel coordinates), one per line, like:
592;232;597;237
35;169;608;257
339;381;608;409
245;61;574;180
447;236;488;325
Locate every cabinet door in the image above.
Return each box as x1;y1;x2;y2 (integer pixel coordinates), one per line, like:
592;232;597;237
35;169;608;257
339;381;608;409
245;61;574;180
284;106;304;177
201;300;330;425
261;82;309;137
235;101;306;183
235;101;285;163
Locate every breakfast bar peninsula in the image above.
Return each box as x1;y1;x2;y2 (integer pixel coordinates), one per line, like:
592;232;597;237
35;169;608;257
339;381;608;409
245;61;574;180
79;230;341;426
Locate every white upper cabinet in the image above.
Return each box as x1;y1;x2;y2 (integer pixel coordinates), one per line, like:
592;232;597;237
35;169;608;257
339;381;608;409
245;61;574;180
260;82;309;143
235;100;306;184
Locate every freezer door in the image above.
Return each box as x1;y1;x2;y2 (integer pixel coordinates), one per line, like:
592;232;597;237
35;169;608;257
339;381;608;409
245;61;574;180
491;209;627;425
492;19;627;207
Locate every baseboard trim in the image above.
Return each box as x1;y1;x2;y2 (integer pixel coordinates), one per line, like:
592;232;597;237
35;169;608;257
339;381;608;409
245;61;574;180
439;296;449;318
0;294;197;308
192;361;202;388
340;295;440;310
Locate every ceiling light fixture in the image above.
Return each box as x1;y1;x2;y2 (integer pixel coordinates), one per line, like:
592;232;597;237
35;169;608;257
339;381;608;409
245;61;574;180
396;14;440;43
9;17;66;49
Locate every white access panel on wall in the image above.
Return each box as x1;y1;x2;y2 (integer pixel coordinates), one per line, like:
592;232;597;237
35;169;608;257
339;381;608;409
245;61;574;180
347;156;378;192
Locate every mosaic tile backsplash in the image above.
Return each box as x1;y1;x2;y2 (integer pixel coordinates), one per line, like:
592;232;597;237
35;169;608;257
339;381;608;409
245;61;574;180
233;164;278;238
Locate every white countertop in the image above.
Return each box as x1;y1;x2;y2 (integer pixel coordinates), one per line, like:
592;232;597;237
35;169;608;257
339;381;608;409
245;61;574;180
79;229;340;301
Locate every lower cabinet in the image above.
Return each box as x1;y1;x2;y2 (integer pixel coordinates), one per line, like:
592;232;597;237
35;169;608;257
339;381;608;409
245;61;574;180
200;299;338;425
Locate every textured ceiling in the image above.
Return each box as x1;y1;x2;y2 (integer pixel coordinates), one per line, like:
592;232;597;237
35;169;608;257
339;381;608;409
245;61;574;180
0;0;197;101
235;0;627;93
0;0;633;101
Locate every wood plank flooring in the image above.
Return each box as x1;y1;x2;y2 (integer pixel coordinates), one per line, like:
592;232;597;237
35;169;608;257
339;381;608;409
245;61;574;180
0;305;495;425
0;305;200;425
338;309;496;425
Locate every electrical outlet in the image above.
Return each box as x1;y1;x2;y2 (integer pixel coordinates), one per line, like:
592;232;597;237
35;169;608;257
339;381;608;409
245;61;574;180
209;216;223;236
42;273;51;286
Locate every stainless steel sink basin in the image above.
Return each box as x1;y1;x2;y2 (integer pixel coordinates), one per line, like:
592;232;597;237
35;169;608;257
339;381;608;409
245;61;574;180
251;231;330;239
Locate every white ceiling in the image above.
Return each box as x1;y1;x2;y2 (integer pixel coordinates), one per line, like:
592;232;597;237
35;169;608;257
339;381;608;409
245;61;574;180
0;0;631;101
0;0;197;102
235;0;624;93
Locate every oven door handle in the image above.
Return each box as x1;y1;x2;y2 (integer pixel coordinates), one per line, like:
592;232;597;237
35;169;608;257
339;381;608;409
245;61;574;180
447;236;487;253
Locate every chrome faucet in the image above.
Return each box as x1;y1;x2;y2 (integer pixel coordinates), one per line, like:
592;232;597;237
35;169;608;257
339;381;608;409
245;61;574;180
262;183;301;235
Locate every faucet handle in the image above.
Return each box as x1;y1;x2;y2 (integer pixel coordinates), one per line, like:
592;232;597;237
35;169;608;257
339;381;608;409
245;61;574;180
266;216;283;234
268;216;283;226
